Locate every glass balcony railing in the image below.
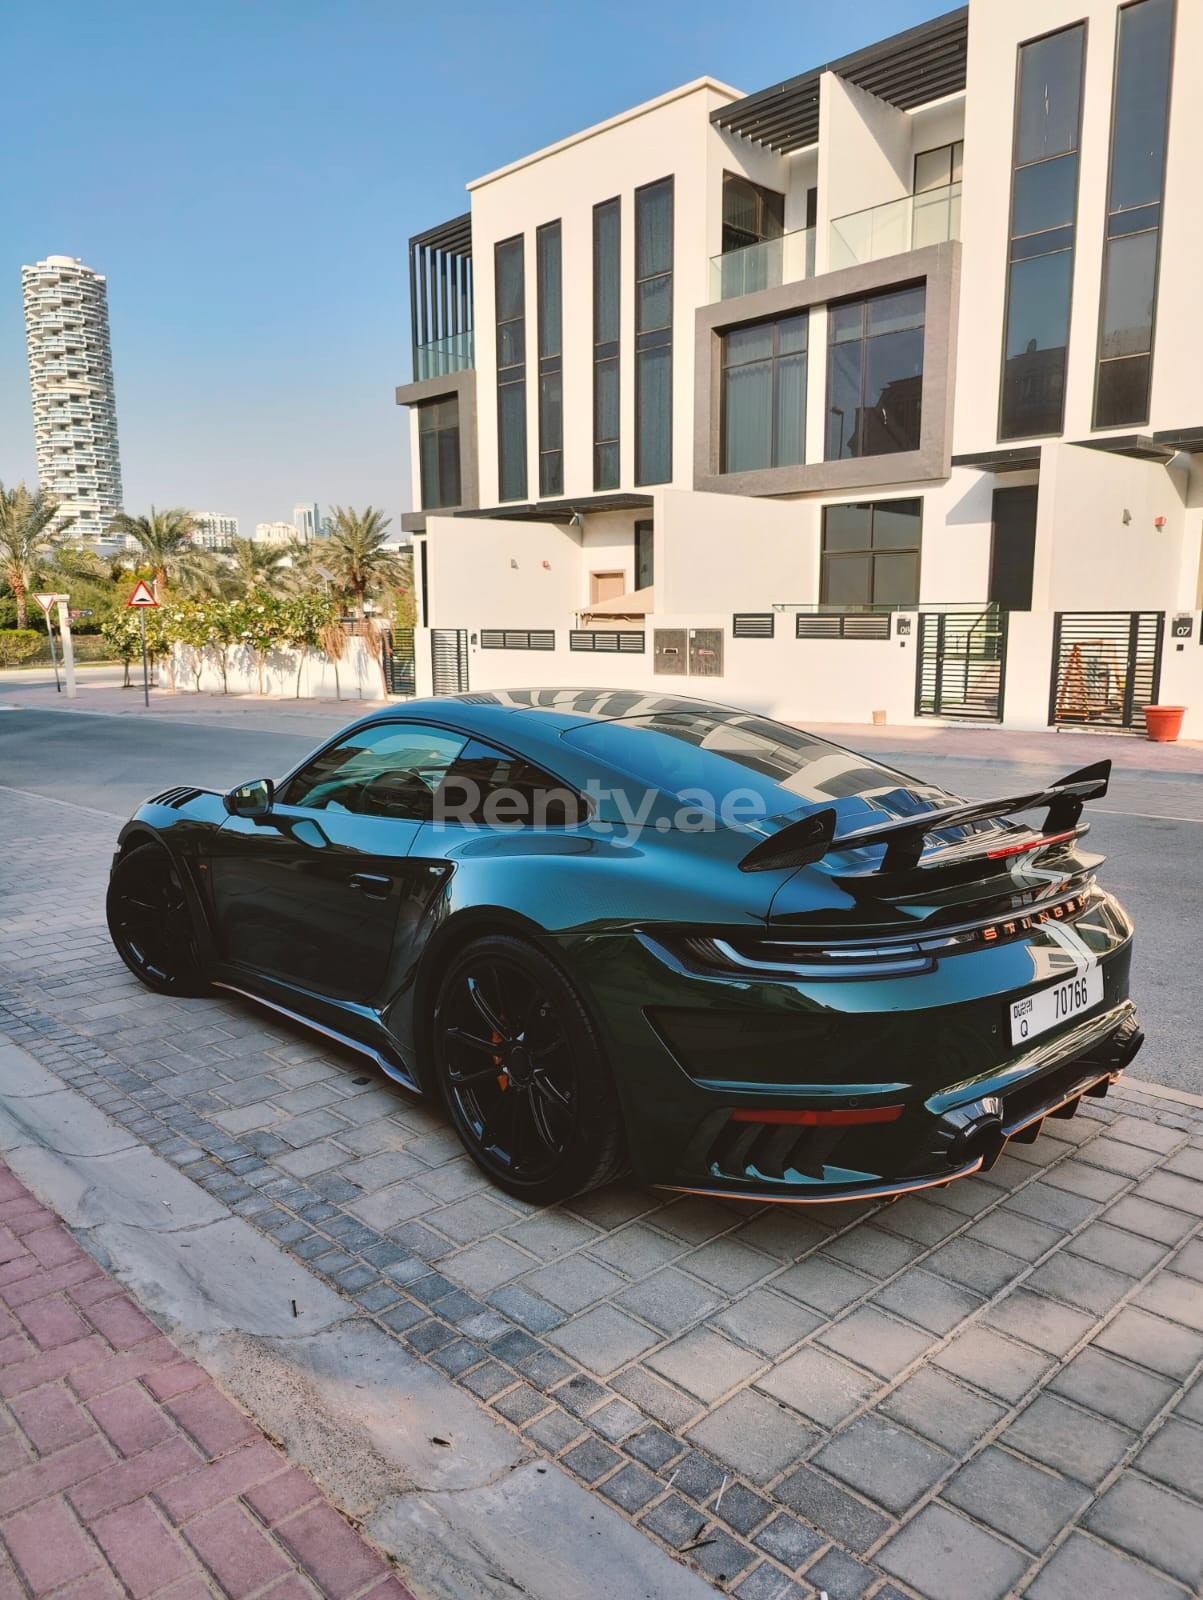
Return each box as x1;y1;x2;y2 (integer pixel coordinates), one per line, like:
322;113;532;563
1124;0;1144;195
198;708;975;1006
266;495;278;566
829;183;961;271
709;227;815;302
414;329;474;381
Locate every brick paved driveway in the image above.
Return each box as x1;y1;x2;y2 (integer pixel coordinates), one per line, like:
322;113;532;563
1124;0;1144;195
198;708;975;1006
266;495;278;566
2;785;1202;1600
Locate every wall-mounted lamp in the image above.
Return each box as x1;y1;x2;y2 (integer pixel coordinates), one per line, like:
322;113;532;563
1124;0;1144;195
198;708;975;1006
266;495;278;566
542;559;551;569
1154;515;1167;529
510;558;518;569
1122;508;1132;525
568;511;584;528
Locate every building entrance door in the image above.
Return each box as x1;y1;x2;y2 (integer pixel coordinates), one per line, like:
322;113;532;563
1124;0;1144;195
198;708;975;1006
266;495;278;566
989;485;1038;612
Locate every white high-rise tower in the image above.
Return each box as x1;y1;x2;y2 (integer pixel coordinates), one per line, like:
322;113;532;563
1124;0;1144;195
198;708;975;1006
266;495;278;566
21;255;123;546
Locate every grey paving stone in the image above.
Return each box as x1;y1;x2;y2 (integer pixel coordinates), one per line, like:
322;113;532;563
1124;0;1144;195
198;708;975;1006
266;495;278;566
817;1304;934;1380
613;1266;723;1333
680;1237;779;1295
587;1222;685;1277
549;1305;659;1375
733;1560;814;1600
503;1210;601;1260
644;1326;763;1403
1026;1531;1187;1600
408;1158;489;1202
775;1464;889;1554
1164;1145;1203;1181
335;1150;425;1189
752;1511;825;1569
670;1450;728;1503
431;1193;521;1244
522;1405;586;1455
879;1368;1007;1455
1002;1392;1136;1487
272;1107;350;1146
553;1373;611;1418
1042;1159;1130;1203
966;1208;1063;1261
876;1197;966;1247
460;1359;514;1400
599;1461;661;1514
773;1256;877;1316
640;1493;707;1551
822;1225;922;1278
980;1287;1097;1356
1135;1270;1203;1334
933;1325;1055;1403
1067;1219;1169;1277
871;1268;984;1337
1134;1171;1203;1218
524;1254;628;1313
1004;1180;1100;1231
1169;1238;1203;1283
565;1184;659;1231
685;1525;757;1584
924;1236;1028;1295
386;1220;453;1260
589;1398;644;1442
656;1195;745;1245
515;1345;575;1389
878;1503;1029;1600
611;1366;702;1430
1134;1417;1203;1501
757;1345;879;1428
804;1546;875;1600
1085;1475;1203;1590
942;1444;1091;1552
712;1481;771;1537
1082;1135;1164;1177
687;1389;817;1485
1025;1252;1136;1316
1094;1304;1203;1379
815;1413;953;1514
626;1424;685;1472
1049;1347;1176;1429
732;1208;835;1260
1180;1376;1203;1426
1103;1116;1183;1154
561;1435;622;1484
487;1284;563;1333
713;1289;821;1358
1106;1195;1195;1245
440;1236;535;1295
492;1383;548;1426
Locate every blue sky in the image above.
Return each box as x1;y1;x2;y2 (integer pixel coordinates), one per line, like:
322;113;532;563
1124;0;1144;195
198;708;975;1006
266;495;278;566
0;0;947;536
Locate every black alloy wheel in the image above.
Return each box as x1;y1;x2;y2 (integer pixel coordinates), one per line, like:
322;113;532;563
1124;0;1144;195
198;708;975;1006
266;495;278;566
106;842;210;996
432;934;626;1203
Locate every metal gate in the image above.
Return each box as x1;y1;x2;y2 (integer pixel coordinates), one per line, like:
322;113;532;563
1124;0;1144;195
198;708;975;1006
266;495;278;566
1049;611;1163;729
381;628;415;696
430;628;469;695
916;608;1007;721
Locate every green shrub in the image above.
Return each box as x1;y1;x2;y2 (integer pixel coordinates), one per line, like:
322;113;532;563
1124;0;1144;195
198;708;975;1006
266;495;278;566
0;630;43;666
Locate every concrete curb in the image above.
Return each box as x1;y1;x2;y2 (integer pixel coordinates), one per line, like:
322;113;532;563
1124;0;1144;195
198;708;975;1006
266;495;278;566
0;1033;712;1600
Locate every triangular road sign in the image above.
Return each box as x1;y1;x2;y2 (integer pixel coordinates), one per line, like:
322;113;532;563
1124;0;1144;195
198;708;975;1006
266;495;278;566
33;593;58;614
127;580;159;608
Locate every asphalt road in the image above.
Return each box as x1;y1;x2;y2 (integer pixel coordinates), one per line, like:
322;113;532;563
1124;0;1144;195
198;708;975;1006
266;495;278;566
2;705;1199;1095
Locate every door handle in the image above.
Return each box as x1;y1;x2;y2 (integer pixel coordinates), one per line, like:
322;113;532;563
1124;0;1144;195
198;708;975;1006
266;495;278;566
348;873;392;898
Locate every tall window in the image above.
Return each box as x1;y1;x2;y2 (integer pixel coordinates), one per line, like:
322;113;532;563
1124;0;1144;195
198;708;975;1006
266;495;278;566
635;178;673;486
719;173;788;297
826;287;925;460
1094;0;1174;428
635;519;654;590
535;221;563;497
721;314;808;473
417;398;461;510
821;499;922;609
495;236;527;501
999;24;1086;440
913;141;963;249
593;199;620;490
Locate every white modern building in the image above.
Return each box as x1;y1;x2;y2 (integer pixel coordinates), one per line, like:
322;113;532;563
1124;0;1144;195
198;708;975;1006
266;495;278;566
21;255;123;546
293;502;323;542
190;512;240;549
396;0;1203;736
253;520;298;546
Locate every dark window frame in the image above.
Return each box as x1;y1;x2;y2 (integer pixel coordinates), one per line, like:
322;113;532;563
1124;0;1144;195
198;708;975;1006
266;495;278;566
824;286;925;461
819;498;923;611
720;313;809;473
721;171;785;255
634;518;654;591
536;220;563;496
1092;0;1176;430
998;20;1088;441
417;396;461;511
635;176;674;487
593;198;621;490
495;234;527;502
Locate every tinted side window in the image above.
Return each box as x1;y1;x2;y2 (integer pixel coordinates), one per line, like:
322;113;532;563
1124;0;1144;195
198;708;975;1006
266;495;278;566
435;739;587;827
285;724;467;818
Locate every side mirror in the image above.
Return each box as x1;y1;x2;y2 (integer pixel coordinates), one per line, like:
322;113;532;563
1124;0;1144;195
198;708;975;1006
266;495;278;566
223;778;274;818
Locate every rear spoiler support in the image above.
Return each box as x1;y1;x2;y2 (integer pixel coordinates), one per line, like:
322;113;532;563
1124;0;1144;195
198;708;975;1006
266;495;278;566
739;760;1111;874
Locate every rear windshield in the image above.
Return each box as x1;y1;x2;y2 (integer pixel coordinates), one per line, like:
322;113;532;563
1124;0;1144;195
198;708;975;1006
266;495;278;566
562;711;896;813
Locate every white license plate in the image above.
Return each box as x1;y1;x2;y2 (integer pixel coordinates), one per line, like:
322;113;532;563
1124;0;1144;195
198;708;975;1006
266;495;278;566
1010;965;1103;1045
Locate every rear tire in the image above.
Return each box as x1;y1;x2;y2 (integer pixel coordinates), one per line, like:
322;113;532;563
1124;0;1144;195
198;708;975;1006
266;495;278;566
431;933;627;1204
106;841;210;997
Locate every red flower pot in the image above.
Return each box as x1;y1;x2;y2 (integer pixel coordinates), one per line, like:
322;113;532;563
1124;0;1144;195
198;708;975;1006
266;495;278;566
1142;705;1186;742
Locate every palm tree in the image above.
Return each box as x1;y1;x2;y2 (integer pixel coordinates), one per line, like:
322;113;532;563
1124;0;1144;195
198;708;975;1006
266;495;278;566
106;506;215;600
222;535;289;595
0;482;72;628
324;505;406;617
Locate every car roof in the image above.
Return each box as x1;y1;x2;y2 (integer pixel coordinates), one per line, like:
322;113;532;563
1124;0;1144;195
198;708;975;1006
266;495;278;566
362;688;753;739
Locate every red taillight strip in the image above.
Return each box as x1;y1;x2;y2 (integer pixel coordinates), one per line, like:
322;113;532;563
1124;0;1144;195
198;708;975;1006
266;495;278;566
986;828;1079;860
730;1104;905;1127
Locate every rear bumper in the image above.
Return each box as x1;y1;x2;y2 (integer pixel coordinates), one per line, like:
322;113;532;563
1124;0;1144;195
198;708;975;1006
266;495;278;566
662;1004;1142;1203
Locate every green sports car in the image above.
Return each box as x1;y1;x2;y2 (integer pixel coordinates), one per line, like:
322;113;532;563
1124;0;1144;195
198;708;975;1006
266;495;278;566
106;688;1142;1205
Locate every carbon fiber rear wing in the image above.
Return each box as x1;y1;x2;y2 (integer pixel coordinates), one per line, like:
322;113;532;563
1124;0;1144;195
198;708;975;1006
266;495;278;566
739;760;1112;874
